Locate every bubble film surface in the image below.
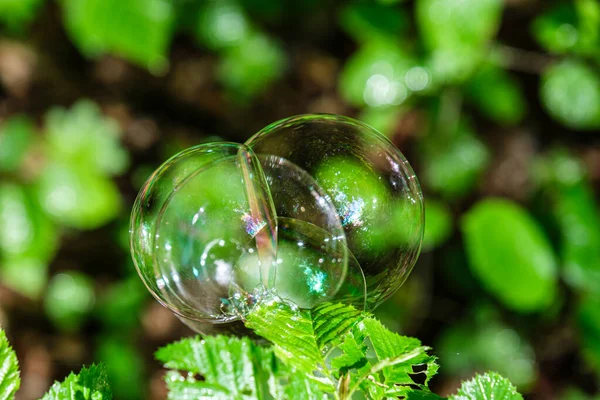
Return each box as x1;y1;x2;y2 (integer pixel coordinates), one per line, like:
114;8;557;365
246;114;423;309
130;114;422;334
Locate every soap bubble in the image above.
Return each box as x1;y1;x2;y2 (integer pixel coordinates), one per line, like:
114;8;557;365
130;114;422;335
130;141;362;333
130;142;278;324
246;114;423;309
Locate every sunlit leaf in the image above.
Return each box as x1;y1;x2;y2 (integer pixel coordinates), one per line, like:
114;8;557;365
540;60;600;130
462;199;558;312
358;317;438;387
41;364;112;400
246;301;362;378
156;334;324;399
247;301;437;397
449;372;523;400
0;329;20;400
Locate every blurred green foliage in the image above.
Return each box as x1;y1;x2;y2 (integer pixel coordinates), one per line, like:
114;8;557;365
44;271;95;332
462;199;558;312
1;0;600;397
0;116;34;172
0;0;43;32
62;0;175;72
437;307;536;388
541;60;600;130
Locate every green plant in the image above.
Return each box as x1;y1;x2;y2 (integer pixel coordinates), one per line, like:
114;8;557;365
1;300;522;399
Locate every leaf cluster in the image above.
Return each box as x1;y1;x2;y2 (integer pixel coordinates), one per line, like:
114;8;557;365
154;301;521;400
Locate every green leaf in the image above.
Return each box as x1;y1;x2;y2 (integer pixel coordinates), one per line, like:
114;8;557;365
0;329;20;400
540;60;600;130
195;0;251;51
423;199;453;250
422;119;490;200
339;39;416;108
339;0;408;43
45;100;129;176
0;0;44;31
245;301;363;376
358;318;438;387
1;258;48;299
218;32;286;101
416;0;503;83
156;335;270;398
42;364;112;400
449;372;523;400
532;0;600;56
465;65;527;125
37;162;122;229
246;300;437;398
0;115;34;173
0;183;57;263
331;331;368;372
44;271;96;332
461;199;558;312
0;182;54;298
156;334;324;399
61;0;174;71
552;181;600;294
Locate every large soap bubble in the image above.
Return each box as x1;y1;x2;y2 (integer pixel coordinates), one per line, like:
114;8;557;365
246;114;423;309
130;114;422;335
130;143;277;325
130;141;360;333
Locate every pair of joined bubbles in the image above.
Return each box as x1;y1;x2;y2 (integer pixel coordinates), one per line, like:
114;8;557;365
130;115;423;335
